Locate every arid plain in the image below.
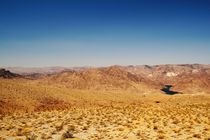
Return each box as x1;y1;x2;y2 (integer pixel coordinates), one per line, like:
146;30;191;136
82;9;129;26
0;64;210;140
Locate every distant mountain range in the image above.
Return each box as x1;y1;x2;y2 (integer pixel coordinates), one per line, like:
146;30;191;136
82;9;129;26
1;64;210;113
1;64;210;94
3;66;88;75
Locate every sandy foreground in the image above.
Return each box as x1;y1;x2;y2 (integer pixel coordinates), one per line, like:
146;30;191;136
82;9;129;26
0;94;210;140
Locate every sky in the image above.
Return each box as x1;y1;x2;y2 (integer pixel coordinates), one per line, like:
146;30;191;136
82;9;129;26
0;0;210;67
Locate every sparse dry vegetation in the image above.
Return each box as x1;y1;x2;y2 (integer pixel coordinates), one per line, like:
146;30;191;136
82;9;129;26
0;99;209;139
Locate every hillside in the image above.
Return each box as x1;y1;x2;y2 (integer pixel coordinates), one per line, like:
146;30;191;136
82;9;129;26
38;66;160;92
0;78;161;114
0;66;160;114
123;64;210;94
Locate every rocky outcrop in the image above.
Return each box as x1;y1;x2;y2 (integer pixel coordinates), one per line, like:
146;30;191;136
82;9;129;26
0;69;20;78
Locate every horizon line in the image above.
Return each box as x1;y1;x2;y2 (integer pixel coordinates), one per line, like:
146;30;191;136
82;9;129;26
1;63;210;68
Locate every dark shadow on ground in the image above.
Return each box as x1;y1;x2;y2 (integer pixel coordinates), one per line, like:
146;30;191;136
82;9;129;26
161;85;179;95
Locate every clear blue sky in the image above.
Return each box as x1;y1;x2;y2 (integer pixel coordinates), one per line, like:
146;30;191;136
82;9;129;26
0;0;210;67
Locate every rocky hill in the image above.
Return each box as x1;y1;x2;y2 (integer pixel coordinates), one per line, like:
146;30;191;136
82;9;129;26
0;69;20;78
122;64;210;94
39;66;160;92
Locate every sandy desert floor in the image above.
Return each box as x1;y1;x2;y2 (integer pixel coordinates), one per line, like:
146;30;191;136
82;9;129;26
0;94;210;140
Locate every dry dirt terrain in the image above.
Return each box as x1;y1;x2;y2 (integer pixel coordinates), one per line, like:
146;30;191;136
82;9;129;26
0;94;210;140
0;65;210;140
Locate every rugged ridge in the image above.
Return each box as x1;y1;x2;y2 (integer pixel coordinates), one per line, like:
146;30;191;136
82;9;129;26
0;69;20;78
122;64;210;94
39;66;160;91
1;64;210;93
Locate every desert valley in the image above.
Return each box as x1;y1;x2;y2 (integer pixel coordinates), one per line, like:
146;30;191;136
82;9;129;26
0;64;210;140
1;0;210;139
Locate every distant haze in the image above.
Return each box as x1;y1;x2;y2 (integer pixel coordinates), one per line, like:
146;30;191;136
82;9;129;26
0;0;210;67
